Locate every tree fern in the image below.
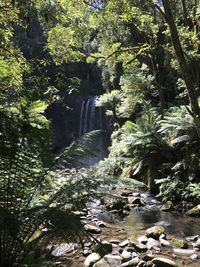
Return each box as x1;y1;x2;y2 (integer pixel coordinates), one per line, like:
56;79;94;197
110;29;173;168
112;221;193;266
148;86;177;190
0;100;100;266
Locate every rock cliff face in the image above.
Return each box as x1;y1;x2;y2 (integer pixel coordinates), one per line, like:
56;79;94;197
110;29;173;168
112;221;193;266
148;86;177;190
13;12;109;153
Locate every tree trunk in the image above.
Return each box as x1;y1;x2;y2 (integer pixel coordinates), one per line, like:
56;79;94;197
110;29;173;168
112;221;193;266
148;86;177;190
162;0;200;134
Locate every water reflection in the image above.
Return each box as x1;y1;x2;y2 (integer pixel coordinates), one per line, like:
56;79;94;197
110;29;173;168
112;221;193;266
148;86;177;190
119;207;200;238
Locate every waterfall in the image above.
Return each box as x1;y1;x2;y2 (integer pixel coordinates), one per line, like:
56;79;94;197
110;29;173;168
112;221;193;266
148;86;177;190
79;96;105;166
79;96;102;136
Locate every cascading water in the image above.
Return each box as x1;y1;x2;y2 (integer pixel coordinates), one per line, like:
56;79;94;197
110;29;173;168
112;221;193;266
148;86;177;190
79;96;106;166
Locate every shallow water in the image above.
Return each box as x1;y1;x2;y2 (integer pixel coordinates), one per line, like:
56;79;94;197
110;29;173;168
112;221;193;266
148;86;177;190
120;207;200;238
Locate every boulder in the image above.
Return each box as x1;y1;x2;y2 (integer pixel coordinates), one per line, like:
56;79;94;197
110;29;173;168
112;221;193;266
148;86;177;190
106;198;127;211
152;257;177;267
84;253;101;267
51;243;76;257
186;204;200;217
129;240;148;252
145;226;165;239
91;242;112;257
121;250;132;262
121;189;133;197
96;221;107;227
161;201;174;212
84;224;101;234
185;235;199;242
93;259;110;267
119;240;129;248
128;197;145;206
120;257;140;267
137;260;147;267
104;255;122;266
172;248;196;256
171;238;188;249
146;238;160;250
190;254;199;260
137;235;148;245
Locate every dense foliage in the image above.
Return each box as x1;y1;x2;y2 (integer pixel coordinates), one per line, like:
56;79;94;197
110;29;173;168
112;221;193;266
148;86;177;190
1;0;200;265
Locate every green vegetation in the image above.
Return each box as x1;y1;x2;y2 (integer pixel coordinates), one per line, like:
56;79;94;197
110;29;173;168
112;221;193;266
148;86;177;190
1;0;200;266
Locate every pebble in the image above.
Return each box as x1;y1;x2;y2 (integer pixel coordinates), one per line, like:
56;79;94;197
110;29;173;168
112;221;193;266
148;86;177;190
119;240;129;248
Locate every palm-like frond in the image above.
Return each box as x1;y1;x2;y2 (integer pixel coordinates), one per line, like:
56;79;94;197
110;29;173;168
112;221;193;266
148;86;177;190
0;102;100;266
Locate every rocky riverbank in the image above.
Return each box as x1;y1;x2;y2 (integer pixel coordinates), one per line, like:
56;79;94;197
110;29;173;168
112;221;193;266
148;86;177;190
41;186;200;267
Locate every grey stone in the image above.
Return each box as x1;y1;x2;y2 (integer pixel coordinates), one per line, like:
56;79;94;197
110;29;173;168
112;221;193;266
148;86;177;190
186;204;200;217
137;235;148;245
145;226;165;239
92;242;112;256
172;248;196;256
84;224;101;234
185;235;199;242
121;250;132;262
129;240;147;252
190;254;199;260
84;253;101;267
161;201;174;212
120;257;140;266
104;255;121;266
142;254;155;262
93;259;110;267
51;243;76;257
121;189;133;197
137;260;146;267
146;238;160;250
119;240;129;248
152;257;177;267
96;221;107;227
128;197;145;206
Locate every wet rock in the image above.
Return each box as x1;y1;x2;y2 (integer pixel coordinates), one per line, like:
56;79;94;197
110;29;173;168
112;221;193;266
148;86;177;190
137;235;148;245
190;254;199;260
185;235;199;242
104;255;121;266
159;237;171;247
143;254;155;262
120;257;140;267
132;192;141;197
146;262;154;267
121;189;133;197
119;209;130;217
152;257;177;267
124;204;131;211
92;242;112;257
96;221;107;227
109;239;120;244
73;211;87;216
192;239;200;250
121;250;132;262
137;260;146;267
106;198;127;211
84;253;101;267
129;240;148;252
93;259;110;267
186;204;200;217
51;243;76;257
145;226;165;239
172;248;196;256
171;238;188;249
146;238;160;250
82;248;92;256
84;224;101;234
161;201;174;212
119;240;129;248
128;197;145;206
